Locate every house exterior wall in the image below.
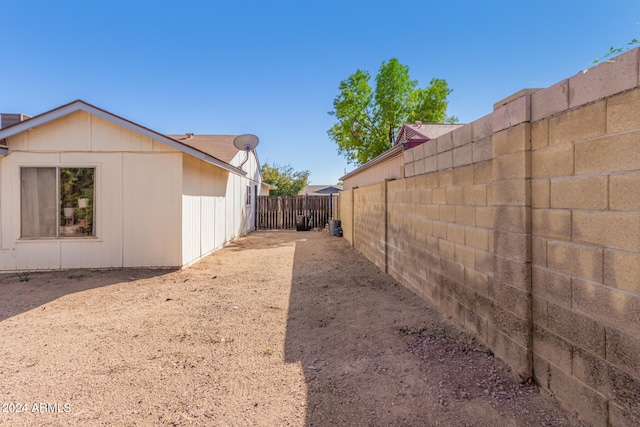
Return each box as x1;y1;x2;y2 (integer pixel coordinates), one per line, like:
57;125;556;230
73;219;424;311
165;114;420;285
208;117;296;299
0;110;255;270
339;48;640;426
342;152;403;190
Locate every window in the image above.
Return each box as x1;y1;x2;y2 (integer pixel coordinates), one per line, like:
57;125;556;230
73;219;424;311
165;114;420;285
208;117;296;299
21;167;95;238
246;185;252;205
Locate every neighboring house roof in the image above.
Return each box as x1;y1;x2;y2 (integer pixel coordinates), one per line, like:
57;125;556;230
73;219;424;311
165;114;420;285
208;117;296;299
299;185;343;195
394;122;464;148
167;134;240;164
339;144;403;181
0;100;246;176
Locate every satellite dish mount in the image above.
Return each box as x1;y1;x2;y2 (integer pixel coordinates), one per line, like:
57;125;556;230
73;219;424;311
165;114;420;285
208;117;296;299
233;134;259;168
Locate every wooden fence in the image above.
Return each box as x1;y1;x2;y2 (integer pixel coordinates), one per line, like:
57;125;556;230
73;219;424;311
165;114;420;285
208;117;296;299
256;195;337;230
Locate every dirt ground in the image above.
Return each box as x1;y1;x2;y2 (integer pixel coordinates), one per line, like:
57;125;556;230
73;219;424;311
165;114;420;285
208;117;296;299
0;231;584;426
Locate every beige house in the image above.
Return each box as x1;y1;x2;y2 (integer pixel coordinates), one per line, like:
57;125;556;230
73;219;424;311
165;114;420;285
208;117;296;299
0;100;268;270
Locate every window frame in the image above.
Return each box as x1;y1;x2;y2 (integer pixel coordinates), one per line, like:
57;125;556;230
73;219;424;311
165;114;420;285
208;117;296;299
19;165;97;240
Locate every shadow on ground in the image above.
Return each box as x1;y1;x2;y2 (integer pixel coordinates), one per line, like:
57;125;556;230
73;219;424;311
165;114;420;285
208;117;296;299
0;268;173;321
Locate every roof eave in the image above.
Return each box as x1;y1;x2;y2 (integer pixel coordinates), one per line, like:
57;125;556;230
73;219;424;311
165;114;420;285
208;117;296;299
0;100;246;177
339;144;403;181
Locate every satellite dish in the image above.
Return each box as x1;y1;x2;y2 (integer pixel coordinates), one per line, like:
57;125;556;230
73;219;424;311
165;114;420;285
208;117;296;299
233;134;259;151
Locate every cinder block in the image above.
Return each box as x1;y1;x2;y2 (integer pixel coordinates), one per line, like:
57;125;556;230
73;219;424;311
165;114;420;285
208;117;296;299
532;266;572;306
533;325;572;372
475;249;494;274
494;231;530;262
466;227;488;251
606;326;640;379
532;237;547;267
414;158;426;175
491;180;530;206
531;143;574;178
547;241;604;283
575;131;640;174
531;79;570;121
456;205;476;226
608;363;640;416
494;255;531;291
432;221;447;239
426;204;439;220
570;48;639;109
610;172;640;211
464;185;487;206
436;132;453;153
455;243;476;268
403;148;415;164
487;326;532;380
432;188;447;204
547;302;606;357
445;258;465;283
472;113;493;141
609;401;640;427
419;188;432;204
533;353;550;389
492;94;531;134
474;160;493;184
453;144;473;167
532;208;572;241
572;346;611;396
437;150;453;170
604;250;640;294
533;295;549;328
472;137;493;163
475;206;496;229
439;169;454;187
494;205;530;233
425;155;438;173
465;268;489;296
446;186;464;204
464;307;488;342
405;164;414;180
447;223;466;244
439;204;456;221
493;150;531;181
531;118;549;150
453;164;474;186
548;364;608;427
573;278;640;335
573;211;640;252
550;175;608;210
493;123;530;156
423;140;437;157
531;179;550;208
548;100;606;145
452;124;473;147
607;86;640;133
439;238;455;259
490;279;531;319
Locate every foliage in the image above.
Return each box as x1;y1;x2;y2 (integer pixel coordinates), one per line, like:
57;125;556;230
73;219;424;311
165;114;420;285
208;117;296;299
584;38;639;72
261;163;310;196
328;58;457;165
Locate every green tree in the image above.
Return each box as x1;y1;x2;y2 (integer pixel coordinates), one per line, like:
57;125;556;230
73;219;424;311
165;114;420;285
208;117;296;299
328;58;457;165
261;163;310;196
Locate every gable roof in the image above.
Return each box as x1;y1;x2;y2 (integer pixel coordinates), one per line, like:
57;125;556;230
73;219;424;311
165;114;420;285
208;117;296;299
394;123;464;148
299;185;343;195
0;100;246;176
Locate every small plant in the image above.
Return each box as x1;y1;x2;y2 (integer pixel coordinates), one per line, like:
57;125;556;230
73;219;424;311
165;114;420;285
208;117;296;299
584;38;639;72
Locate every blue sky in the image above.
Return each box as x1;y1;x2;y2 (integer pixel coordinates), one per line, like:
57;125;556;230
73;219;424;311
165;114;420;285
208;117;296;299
1;1;639;184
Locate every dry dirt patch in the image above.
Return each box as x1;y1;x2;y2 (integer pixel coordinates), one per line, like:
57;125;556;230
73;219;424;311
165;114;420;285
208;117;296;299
0;231;583;426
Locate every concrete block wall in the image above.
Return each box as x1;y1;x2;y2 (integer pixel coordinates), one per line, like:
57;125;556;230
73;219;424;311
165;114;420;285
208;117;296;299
339;47;640;426
529;49;640;426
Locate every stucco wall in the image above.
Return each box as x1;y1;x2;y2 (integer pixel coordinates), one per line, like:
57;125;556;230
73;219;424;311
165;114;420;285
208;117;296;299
339;48;640;426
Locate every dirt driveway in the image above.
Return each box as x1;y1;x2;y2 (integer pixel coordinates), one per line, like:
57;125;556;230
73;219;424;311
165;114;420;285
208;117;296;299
0;231;583;426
